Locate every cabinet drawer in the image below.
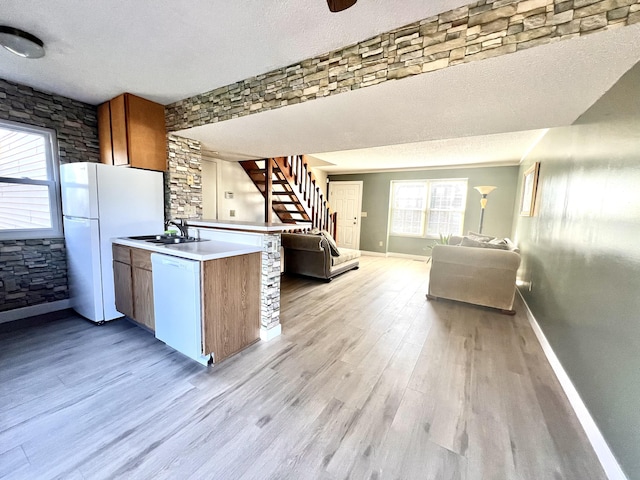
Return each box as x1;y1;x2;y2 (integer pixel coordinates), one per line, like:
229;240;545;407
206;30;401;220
131;248;153;270
113;244;131;264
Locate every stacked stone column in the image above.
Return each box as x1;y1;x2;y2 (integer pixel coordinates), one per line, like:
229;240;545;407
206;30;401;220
260;234;281;332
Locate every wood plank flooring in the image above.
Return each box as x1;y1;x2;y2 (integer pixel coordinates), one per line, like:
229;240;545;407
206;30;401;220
0;256;606;480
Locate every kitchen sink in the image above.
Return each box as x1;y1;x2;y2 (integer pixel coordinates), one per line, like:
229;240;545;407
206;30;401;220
127;234;206;244
128;235;159;241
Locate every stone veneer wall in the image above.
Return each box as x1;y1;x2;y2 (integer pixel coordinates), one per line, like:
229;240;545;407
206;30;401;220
0;79;100;163
0;79;100;313
165;134;203;221
0;239;67;312
261;234;281;331
166;0;640;131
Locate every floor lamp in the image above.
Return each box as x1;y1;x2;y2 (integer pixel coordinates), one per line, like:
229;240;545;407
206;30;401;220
474;186;497;234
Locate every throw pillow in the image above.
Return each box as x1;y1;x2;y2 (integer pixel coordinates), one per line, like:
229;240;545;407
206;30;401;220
485;238;510;250
321;230;341;257
467;231;495;243
460;236;484;248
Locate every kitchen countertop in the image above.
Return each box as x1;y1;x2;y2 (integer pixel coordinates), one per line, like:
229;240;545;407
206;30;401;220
187;219;310;233
112;237;262;262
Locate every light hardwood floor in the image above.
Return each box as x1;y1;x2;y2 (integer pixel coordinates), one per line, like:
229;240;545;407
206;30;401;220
0;256;606;480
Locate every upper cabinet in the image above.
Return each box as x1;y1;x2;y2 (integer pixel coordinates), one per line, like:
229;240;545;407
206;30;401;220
98;93;167;172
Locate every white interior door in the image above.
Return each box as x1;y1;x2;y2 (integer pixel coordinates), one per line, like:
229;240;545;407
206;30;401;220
329;181;363;250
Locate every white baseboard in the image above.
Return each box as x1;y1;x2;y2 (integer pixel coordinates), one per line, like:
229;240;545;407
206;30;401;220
360;250;387;257
387;252;429;261
260;323;282;341
360;250;429;261
517;290;627;480
0;299;72;324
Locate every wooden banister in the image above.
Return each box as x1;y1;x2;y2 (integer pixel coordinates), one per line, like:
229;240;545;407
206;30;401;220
241;155;337;238
265;158;273;223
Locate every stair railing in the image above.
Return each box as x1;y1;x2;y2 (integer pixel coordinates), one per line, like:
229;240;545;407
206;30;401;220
279;155;337;239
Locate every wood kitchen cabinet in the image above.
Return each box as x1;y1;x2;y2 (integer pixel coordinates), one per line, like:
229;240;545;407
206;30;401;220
112;244;155;330
202;253;261;362
98;93;167;172
113;260;134;318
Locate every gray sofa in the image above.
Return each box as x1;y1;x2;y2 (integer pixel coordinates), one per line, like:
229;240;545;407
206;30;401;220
281;233;360;281
427;237;521;313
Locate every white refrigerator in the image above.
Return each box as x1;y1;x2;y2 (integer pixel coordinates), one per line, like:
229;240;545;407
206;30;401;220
60;163;164;322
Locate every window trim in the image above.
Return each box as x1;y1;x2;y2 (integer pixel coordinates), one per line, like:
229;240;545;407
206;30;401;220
0;119;63;240
389;178;468;239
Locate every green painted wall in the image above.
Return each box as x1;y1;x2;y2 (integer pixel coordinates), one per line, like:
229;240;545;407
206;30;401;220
514;62;640;479
330;166;519;256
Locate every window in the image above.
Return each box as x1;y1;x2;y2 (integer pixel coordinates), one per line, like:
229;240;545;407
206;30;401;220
390;179;467;237
0;120;62;240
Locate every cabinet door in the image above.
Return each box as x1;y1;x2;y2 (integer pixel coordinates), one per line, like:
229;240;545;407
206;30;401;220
202;253;261;362
113;260;134;318
132;266;155;331
97;102;114;165
110;94;129;167
112;244;131;264
126;94;166;172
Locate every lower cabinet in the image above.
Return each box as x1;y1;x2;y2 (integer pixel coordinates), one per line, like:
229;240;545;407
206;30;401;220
113;243;261;363
202;253;261;362
112;244;155;331
113;260;134;318
132;266;155;330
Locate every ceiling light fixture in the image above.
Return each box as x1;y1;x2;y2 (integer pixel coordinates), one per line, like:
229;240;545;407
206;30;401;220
0;26;45;59
327;0;357;13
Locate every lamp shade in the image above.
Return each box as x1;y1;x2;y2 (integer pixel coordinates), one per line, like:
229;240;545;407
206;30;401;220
474;186;497;196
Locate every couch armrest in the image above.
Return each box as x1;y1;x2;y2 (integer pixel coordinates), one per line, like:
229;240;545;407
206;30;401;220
281;233;324;252
429;244;521;311
431;244;520;270
282;233;332;279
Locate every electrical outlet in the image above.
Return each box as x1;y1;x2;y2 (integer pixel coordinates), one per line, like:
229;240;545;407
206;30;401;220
379;241;383;247
230;209;236;217
186;174;194;186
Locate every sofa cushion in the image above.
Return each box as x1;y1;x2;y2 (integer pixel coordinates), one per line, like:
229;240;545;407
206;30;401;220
467;231;495;242
321;230;341;256
460;236;483;248
331;248;361;267
461;234;512;251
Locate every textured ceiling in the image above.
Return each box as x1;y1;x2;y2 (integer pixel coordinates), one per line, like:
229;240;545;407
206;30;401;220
308;130;550;173
0;0;468;105
2;2;640;172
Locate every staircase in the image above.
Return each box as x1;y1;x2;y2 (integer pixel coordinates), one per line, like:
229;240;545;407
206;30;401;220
239;155;337;238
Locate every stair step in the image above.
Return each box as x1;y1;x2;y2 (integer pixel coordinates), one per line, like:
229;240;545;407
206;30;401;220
255;179;288;185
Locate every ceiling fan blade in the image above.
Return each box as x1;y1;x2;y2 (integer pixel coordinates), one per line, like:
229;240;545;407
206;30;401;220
327;0;357;13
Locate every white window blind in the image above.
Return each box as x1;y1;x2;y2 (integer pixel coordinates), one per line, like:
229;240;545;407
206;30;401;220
390;179;467;237
425;180;467;236
390;181;428;236
0;121;62;240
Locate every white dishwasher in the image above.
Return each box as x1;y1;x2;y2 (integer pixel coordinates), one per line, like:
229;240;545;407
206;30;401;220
151;253;210;366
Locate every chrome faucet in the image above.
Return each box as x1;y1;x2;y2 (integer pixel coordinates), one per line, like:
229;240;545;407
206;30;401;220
165;218;189;237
